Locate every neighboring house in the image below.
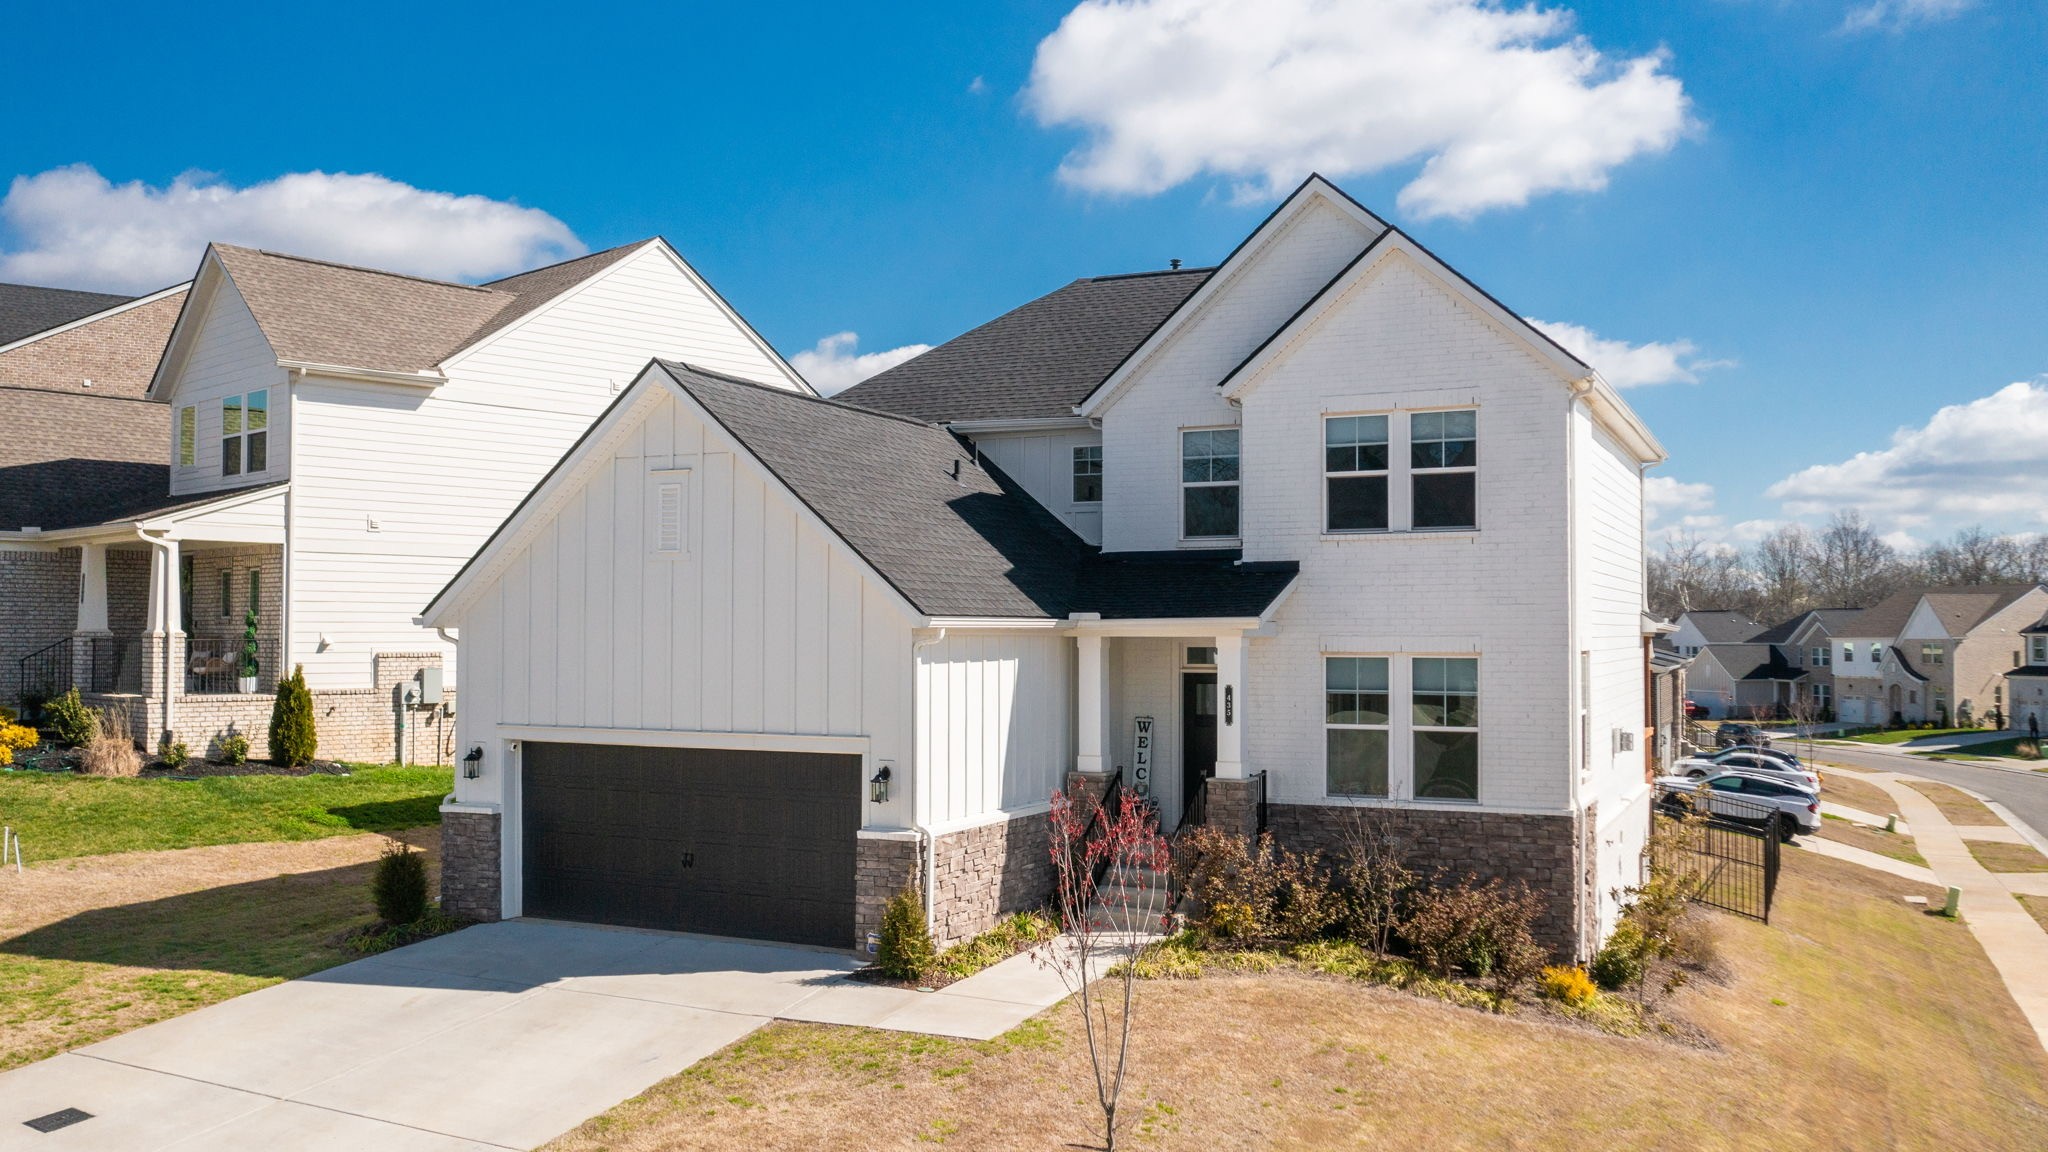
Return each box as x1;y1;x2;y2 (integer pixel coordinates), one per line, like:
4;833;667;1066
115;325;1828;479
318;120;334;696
1834;585;2048;726
0;281;189;703
1666;609;1764;659
0;241;807;761
1685;643;1804;720
425;176;1666;961
2004;619;2048;733
1643;615;1687;770
1747;608;1859;718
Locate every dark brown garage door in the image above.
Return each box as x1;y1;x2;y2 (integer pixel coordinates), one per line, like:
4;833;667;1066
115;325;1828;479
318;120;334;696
521;742;860;948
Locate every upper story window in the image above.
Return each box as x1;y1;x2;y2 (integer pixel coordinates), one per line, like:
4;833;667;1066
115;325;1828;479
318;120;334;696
2032;636;2048;665
1181;428;1240;539
178;406;196;467
1921;642;1945;666
1325;415;1389;532
1072;445;1103;503
221;390;268;476
1409;410;1477;530
1870;643;1884;663
1809;645;1830;667
1840;643;1856;664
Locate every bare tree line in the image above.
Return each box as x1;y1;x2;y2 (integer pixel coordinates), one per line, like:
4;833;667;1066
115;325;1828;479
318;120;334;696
1648;511;2048;623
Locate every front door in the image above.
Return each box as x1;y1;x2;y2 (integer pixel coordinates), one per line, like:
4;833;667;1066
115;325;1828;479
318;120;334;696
1182;672;1218;819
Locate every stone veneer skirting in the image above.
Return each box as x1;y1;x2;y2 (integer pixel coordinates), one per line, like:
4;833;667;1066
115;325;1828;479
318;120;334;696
439;808;503;922
1262;802;1596;961
854;811;1057;952
855;835;922;951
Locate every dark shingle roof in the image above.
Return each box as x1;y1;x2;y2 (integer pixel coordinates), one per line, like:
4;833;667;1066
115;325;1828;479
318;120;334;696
210;241;647;375
0;387;167;530
1704;643;1807;682
661;362;1293;619
1749;608;1862;645
0;283;135;346
836;269;1212;422
1843;585;2045;640
1683;610;1767;644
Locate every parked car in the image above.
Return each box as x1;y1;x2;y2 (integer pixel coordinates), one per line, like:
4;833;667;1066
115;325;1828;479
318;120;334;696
1657;772;1820;840
1684;700;1710;720
1715;723;1774;749
1675;751;1820;791
1709;745;1809;772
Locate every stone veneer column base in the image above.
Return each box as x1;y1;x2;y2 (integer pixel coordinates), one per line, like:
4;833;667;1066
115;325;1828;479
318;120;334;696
1262;802;1594;961
855;834;922;951
929;813;1055;949
1204;777;1261;840
440;807;503;922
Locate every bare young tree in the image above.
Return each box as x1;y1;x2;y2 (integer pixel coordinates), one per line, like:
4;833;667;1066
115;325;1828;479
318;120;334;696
1045;787;1171;1152
1752;524;1816;622
1809;510;1900;608
1649;532;1758;619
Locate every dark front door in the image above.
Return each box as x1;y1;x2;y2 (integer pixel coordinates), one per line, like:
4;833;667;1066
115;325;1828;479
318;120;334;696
521;742;859;948
1182;672;1218;818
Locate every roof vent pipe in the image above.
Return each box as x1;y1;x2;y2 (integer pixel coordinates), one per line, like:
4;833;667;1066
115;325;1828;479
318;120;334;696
950;459;961;481
1169;258;1182;270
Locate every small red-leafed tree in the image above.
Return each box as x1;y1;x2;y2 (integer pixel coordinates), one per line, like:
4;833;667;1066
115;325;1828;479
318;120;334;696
1045;785;1171;1152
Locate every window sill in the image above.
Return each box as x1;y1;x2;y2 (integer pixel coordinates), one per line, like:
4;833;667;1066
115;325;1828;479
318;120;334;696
1319;527;1478;542
1180;537;1241;548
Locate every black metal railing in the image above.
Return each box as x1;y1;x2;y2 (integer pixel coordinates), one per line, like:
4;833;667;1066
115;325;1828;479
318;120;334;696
15;638;71;704
1654;783;1782;923
184;636;279;695
1081;771;1128;899
1248;769;1269;834
86;636;142;694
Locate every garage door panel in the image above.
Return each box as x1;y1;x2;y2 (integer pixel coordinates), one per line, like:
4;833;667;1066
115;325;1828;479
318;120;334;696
520;742;859;947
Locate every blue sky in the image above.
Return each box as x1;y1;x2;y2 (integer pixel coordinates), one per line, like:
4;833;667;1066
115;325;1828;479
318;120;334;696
6;0;2044;547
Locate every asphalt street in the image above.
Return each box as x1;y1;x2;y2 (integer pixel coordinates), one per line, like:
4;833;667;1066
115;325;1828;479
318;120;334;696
1797;740;2048;840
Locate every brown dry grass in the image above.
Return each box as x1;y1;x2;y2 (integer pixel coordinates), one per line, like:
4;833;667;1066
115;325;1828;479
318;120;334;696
1969;840;2048;874
1902;779;2004;826
545;851;2048;1152
0;829;436;1070
2019;896;2048;933
1821;771;1898;819
1816;818;1927;866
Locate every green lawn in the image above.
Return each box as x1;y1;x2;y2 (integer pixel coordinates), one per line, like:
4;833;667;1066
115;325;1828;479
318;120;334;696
0;765;452;860
1913;736;2043;762
1840;727;1986;745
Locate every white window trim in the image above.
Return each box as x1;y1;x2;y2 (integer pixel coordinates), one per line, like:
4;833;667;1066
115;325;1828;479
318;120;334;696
1321;652;1480;805
1179;425;1241;544
1071;444;1103;505
2031;637;2047;665
1406;407;1479;533
1322;411;1391;536
219;389;270;477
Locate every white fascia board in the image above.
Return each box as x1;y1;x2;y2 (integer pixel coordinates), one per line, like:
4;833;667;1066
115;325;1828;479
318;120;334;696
12;483;289;545
495;726;871;756
946;416;1094;435
1075;176;1388;420
1061;616;1264;638
923;616;1063;629
147;255;231;400
279;360;445;387
0;281;190;357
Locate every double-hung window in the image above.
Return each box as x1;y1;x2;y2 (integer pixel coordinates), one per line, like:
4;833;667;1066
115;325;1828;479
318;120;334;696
1921;643;1945;667
1181;429;1240;539
1412;657;1479;800
1410;410;1477;529
1840;644;1855;665
1072;445;1103;503
2031;636;2048;665
1325;657;1390;797
1324;415;1389;532
221;390;269;476
1811;645;1830;667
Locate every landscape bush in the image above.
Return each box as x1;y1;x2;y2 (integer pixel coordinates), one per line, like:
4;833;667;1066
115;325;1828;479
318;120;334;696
1173;827;1338;943
1590;920;1651;991
1539;964;1598;1008
159;740;190;770
45;689;97;748
1399;876;1547;1004
0;721;38;766
218;732;250;765
1332;808;1415;953
877;886;936;981
372;842;430;925
268;664;318;766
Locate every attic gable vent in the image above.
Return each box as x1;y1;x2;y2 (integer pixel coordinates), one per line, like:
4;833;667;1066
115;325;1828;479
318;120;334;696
650;468;690;555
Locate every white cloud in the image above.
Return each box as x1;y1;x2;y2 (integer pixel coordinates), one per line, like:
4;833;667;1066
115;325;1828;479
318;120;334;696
1766;379;2048;534
1645;475;1715;523
1023;0;1690;219
0;165;582;293
1528;318;1722;388
1842;0;1974;34
968;75;989;95
792;332;933;395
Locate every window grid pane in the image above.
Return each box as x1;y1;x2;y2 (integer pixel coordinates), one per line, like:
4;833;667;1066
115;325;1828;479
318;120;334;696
1325;657;1391;798
1182;429;1241;537
1410;409;1477;530
1072;445;1103;503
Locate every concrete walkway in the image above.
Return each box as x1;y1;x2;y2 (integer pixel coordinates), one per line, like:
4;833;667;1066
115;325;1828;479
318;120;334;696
0;920;1074;1151
1792;834;1940;886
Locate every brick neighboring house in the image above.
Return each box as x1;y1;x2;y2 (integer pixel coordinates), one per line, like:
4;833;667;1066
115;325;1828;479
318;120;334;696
0;281;189;704
1833;585;2048;726
1747;608;1860;719
2004;620;2048;734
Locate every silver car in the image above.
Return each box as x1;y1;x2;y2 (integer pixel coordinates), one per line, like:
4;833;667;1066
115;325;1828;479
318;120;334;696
1657;771;1820;840
1674;750;1820;792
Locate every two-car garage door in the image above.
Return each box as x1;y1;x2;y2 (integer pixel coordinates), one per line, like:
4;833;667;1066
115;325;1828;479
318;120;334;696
520;742;860;948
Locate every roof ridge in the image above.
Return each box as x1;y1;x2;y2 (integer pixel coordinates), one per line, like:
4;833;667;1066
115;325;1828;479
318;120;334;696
1084;267;1217;282
661;361;944;430
210;243;509;295
0;384;167;407
481;239;652;288
0;281;135;301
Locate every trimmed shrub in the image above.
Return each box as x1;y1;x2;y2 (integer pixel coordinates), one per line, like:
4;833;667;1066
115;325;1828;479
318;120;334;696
372;843;431;925
1173;827;1338;943
159;739;190;770
240;609;261;680
1539;964;1598;1008
218;732;250;765
1399;876;1548;1004
1590;920;1650;991
877;886;937;981
46;688;98;748
269;664;318;766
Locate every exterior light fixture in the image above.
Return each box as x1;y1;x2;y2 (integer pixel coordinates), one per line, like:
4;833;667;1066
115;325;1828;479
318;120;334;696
462;746;484;780
869;763;892;804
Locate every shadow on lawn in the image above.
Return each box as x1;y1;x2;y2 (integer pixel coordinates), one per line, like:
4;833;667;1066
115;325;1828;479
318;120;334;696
326;795;446;832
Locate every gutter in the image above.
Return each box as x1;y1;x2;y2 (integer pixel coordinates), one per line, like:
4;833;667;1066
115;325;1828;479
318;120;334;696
276;358;447;388
1566;376;1591;959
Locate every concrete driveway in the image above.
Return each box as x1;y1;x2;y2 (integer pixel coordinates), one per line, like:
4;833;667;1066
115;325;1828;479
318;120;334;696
0;919;1055;1151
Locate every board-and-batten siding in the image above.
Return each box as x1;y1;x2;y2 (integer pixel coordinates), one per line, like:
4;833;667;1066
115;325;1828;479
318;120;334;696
970;430;1103;545
166;275;289;497
285;244;804;690
915;629;1075;827
446;389;919;829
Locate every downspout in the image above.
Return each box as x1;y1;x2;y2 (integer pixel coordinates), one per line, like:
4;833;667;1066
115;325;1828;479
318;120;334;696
911;627;947;930
1565;377;1594;959
281;368;299;683
134;528;176;742
435;627;459;805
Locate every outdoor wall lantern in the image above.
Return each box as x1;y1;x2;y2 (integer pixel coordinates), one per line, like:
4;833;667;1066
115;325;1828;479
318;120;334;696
869;763;892;804
462;745;484;780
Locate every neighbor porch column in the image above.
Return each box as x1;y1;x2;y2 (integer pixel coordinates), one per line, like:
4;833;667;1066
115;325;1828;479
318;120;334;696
72;542;111;689
1214;632;1246;779
140;537;182;746
1076;631;1109;776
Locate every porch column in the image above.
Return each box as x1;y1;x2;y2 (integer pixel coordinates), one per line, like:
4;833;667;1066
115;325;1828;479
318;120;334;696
1214;633;1246;779
72;543;111;689
140;537;182;746
1075;631;1109;776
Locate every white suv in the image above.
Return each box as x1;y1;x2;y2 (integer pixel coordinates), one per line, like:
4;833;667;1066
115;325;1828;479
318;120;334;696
1656;771;1821;841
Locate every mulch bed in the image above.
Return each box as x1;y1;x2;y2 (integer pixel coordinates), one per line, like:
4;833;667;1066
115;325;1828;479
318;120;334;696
140;759;352;779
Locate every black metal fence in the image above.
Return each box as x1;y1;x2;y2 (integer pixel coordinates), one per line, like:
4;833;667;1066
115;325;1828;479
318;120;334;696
184;636;279;695
1654;783;1781;922
86;636;142;694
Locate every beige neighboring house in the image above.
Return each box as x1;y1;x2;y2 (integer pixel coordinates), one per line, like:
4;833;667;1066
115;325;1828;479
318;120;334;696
2005;619;2048;734
1747;608;1860;719
1834;585;2048;726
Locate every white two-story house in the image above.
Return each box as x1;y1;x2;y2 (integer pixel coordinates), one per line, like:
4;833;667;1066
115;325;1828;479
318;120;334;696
424;176;1665;961
0;239;807;759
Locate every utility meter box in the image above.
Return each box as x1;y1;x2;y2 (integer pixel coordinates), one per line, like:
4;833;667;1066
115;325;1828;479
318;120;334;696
416;667;444;705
